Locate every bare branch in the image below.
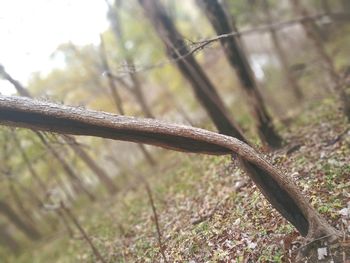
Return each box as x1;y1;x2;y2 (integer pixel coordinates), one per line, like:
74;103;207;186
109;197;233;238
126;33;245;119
60;202;107;263
108;12;347;75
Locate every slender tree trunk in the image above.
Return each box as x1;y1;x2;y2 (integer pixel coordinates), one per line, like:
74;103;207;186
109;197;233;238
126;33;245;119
49;165;76;204
197;0;283;148
7;137;63;231
107;0;154;119
320;0;333;40
99;35;125;115
37;132;96;201
126;60;154;118
15;180;43;209
61;203;107;263
100;35;157;167
321;0;331;14
0;95;340;240
8;182;35;225
139;0;247;143
0;199;41;240
59;208;76;237
162;85;195;126
66;43;109;98
14;179;59;232
0;223;20;253
137;143;156;166
341;0;350;12
11;132;47;192
0;65;117;194
262;0;304;100
220;0;244;47
62;135;118;194
289;0;350;120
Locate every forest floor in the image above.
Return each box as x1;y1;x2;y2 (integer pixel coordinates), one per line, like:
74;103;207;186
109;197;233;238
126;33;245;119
6;97;349;262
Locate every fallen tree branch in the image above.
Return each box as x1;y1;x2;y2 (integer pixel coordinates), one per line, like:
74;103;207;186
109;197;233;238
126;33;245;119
0;95;340;240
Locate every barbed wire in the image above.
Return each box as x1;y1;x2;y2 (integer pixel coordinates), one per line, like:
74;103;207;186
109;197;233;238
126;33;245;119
108;12;347;77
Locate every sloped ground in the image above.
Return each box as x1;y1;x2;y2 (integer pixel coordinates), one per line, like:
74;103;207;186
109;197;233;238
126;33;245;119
5;97;348;263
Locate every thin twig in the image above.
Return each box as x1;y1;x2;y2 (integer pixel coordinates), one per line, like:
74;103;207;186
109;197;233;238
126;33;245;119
143;181;168;263
191;195;230;225
60;202;107;263
294;234;334;252
108;12;343;76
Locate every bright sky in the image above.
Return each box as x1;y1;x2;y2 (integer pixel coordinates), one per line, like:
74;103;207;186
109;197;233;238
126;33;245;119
0;0;109;95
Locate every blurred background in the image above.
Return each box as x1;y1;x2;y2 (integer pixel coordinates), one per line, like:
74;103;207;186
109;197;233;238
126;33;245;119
0;0;349;262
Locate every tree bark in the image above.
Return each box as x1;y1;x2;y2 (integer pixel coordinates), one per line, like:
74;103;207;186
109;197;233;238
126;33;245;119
197;0;283;148
0;95;340;240
0;199;41;240
289;0;350;120
138;0;247;143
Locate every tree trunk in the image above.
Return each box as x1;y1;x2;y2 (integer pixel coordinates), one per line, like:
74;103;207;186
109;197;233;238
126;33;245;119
0;199;41;240
161;84;195;126
138;0;247;143
8;182;35;225
100;35;156;167
0;95;340;240
49;164;76;203
8;137;64;231
341;0;350;12
127;60;155;119
99;35;125;115
0;223;20;253
197;0;283;148
220;0;244;46
262;0;304;100
37;132;96;201
11;132;47;193
289;0;350;120
321;0;331;15
14;179;59;232
62;135;118;194
61;203;107;263
107;0;154;119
